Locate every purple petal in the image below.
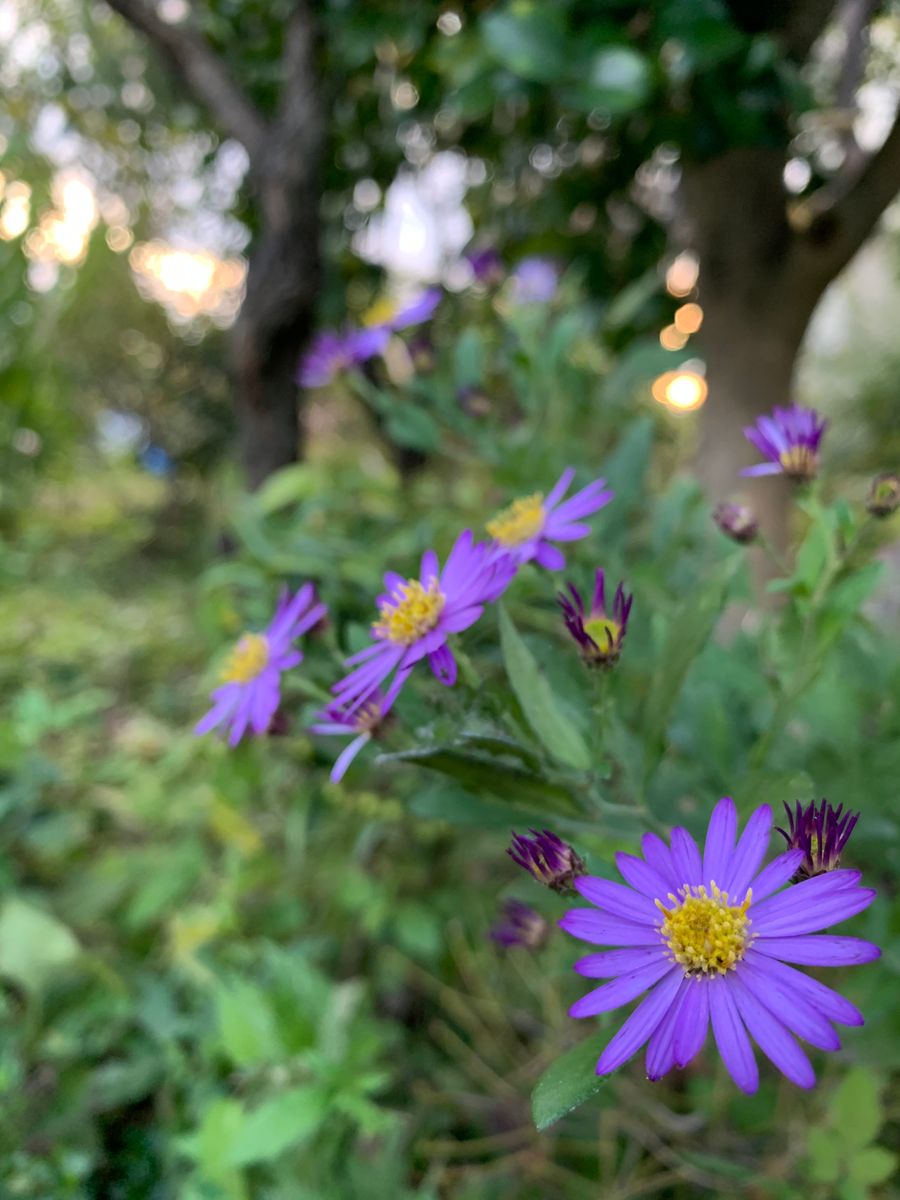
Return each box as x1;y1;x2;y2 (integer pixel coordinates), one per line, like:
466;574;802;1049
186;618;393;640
428;644;457;686
747;849;804;901
569;957;673;1019
615;852;671;902
420;549;439;582
645;980;688;1081
330;733;371;782
673;980;710;1069
744;950;863;1026
703;797;737;885
730;975;815;1089
543;467;575;511
723;804;772;898
595;969;683;1076
640;833;679;891
751;871;874;936
543;520;592;542
709;977;758;1094
534;541;566;570
574;946;668;979
574;876;659;925
753;935;881;967
740;463;784;477
737;960;840;1051
669;827;702;887
559;909;663;947
441;604;484;634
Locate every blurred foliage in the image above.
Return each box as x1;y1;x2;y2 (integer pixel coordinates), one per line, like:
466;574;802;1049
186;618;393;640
3;274;899;1196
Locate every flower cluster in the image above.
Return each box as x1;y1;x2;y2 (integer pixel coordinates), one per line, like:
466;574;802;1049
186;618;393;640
560;797;877;1092
196;467;614;778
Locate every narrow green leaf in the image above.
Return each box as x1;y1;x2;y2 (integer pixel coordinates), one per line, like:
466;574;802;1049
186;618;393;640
498;605;591;770
225;1086;326;1167
532;1036;609;1131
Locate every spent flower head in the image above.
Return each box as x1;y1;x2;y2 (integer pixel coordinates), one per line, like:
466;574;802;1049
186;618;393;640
196;584;326;746
741;405;827;481
486;468;613;571
558;568;632;667
560;796;878;1092
490;899;549;949
713;502;758;544
865;472;900;517
508;829;586;894
775;799;860;882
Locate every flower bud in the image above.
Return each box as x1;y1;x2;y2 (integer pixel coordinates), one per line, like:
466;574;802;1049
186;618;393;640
865;472;900;518
713;502;758;544
508;829;586;894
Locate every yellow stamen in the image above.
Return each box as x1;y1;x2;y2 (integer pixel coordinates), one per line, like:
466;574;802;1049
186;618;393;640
584;616;620;652
486;492;545;547
657;882;752;976
778;445;817;479
355;700;383;733
373;577;445;645
362;296;398;327
221;633;269;684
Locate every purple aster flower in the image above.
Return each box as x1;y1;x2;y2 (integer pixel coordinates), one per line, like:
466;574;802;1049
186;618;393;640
310;670;410;783
196;584;327;747
558;568;632;668
776;799;860;883
741;405;827;481
560;797;879;1092
510;256;559;304
331;531;517;708
486;469;614;571
713;503;758;545
508;829;586;894
298;327;389;388
466;246;505;285
363;288;442;333
866;472;900;517
490;899;548;949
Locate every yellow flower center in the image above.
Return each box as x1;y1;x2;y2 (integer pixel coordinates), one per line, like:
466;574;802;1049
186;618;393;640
355;700;384;733
221;633;269;684
584;617;620;652
362;297;398;327
779;445;817;479
657;882;752;976
486;493;545;547
373;577;445;645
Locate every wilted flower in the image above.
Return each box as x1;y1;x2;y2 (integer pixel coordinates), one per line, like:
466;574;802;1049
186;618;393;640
713;502;758;544
490;899;549;949
508;829;586;893
486;468;614;570
466;246;505;285
865;472;900;517
560;797;878;1092
310;672;409;783
558;569;632;667
510;256;559;303
775;799;860;882
332;531;516;708
741;405;827;481
196;584;327;746
298;328;389;388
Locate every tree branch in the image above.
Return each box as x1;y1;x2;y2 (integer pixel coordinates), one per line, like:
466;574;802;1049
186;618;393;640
104;0;269;154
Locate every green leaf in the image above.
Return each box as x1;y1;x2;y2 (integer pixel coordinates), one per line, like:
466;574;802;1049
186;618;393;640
409;782;562;828
226;1086;327;1167
385;404;440;452
807;1127;843;1184
0;897;80;994
823;562;883;619
253;464;319;514
498;605;591;770
829;1066;883;1150
570;47;652;113
531;1036;609;1131
846;1145;897;1185
377;744;579;813
481;5;567;82
215;979;285;1067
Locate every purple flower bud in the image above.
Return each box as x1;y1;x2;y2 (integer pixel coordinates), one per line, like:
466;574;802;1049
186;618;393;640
489;899;548;949
508;829;586;893
775;799;860;882
713;502;758;544
558;568;632;668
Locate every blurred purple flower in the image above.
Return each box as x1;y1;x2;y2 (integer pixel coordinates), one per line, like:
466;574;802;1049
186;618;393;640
558;568;632;667
466;247;504;285
741;405;827;481
310;671;410;782
490;899;548;949
486;468;614;570
298;328;389;388
511;256;559;303
196;584;327;746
